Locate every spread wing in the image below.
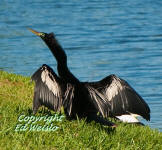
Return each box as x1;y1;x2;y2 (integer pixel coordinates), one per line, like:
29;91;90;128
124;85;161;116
86;74;150;121
31;64;63;114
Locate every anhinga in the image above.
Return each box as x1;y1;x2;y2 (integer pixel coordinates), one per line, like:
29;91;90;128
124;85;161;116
29;29;150;126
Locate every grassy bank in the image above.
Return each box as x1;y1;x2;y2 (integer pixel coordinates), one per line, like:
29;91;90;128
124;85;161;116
0;71;162;150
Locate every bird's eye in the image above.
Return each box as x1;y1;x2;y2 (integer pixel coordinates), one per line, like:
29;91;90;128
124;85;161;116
40;33;45;37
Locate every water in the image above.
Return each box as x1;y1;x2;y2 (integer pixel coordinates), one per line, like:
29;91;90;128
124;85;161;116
0;0;162;131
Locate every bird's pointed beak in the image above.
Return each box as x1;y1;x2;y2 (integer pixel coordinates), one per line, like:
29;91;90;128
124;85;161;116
28;28;42;37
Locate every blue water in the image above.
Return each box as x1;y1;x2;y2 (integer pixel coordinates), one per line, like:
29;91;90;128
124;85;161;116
0;0;162;131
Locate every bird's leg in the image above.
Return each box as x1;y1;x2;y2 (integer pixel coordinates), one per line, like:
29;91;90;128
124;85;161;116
86;114;117;127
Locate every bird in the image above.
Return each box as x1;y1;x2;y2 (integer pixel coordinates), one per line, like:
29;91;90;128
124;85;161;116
29;28;150;126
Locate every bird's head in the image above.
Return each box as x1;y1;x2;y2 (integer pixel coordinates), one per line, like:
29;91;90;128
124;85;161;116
29;28;55;44
29;28;67;64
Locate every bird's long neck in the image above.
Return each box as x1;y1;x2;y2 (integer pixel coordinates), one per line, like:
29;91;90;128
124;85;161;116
45;36;79;83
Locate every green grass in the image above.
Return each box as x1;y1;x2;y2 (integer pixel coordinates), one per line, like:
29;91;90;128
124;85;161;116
0;71;162;150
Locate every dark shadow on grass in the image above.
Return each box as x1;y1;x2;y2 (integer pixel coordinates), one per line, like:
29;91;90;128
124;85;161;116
127;122;145;127
27;108;33;115
58;114;117;134
26;107;54;116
